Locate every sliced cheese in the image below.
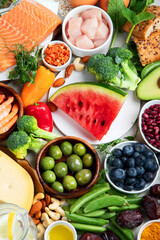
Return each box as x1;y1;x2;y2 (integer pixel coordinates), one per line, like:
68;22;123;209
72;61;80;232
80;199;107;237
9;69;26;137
0;150;34;212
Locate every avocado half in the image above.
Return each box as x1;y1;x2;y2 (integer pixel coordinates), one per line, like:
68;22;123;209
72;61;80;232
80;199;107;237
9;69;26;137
137;67;160;100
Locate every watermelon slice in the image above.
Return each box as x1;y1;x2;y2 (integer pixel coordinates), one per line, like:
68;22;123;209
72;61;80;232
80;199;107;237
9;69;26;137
50;82;128;140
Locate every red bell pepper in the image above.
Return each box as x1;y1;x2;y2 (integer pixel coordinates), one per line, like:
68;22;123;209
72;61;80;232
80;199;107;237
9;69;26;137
25;102;53;132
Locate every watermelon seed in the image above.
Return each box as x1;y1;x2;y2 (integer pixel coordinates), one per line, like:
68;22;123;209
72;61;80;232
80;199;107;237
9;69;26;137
79;115;83;119
101;120;105;126
93;119;96;124
78;101;83;106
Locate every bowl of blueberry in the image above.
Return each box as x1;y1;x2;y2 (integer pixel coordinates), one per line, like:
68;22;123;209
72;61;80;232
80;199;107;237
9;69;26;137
104;141;159;194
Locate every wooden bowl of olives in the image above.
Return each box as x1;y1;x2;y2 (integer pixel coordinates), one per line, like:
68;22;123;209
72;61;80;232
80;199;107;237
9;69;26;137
36;136;101;198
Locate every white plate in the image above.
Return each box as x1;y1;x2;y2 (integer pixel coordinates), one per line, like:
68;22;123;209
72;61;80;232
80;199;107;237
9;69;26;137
49;69;140;145
0;0;59;81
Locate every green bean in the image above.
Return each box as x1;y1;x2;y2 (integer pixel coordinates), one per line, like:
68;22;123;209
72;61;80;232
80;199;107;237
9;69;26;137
65;211;109;226
126;196;142;205
82;194;107;208
81;209;107;218
67;198;76;205
62;206;70;212
141;61;160;79
100;212;116;219
92;183;110;190
108;204;140;212
71;223;106;233
107;225;125;240
107;187;138;198
84;195;127;213
70;185;110;213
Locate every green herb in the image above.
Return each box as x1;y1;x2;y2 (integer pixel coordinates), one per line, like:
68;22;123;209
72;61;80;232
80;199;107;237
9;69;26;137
96;138;125;154
7;44;41;84
97;169;108;184
122;1;155;43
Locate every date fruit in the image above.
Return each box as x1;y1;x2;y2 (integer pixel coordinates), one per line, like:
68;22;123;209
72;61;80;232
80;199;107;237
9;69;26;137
142;195;160;219
102;229;120;240
80;233;103;240
150;184;160;197
116;210;143;229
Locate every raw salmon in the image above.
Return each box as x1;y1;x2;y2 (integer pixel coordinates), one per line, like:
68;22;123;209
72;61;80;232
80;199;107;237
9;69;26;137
0;0;62;72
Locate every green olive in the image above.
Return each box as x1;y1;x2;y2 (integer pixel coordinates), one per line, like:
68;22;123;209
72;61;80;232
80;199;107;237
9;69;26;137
82;153;94;168
54;162;68;178
40;156;55;170
41;170;56;184
66;154;83;172
48;145;62;160
60;141;73;156
73;143;86;157
75;169;92;186
51;181;64;193
63;176;77;191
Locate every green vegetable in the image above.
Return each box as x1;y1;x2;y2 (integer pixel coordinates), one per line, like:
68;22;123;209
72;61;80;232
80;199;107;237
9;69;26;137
7;131;47;159
99;212;116;219
17;115;59;140
141;60;160;79
108;204;140;212
81;209;107;218
107;186;138;198
65;212;109;226
71;223;106;233
126;197;142;205
84;195;127;213
66;199;76;205
70;185;110;213
87;54;105;75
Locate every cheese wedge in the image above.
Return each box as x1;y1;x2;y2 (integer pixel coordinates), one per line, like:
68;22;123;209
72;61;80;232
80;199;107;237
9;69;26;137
0;150;34;212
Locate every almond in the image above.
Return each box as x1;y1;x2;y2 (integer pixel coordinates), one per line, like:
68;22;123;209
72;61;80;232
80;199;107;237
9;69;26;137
81;56;91;63
41;199;47;212
32;217;40;225
46;101;57;112
30;201;42;215
65;64;75;78
52;78;65;87
35;211;42;219
45;194;51;206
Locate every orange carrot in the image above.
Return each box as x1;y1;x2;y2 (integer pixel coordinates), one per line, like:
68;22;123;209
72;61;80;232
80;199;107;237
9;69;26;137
0;103;19;128
0;104;12;121
0;96;14;112
21;66;55;108
0;114;18;134
0;94;5;104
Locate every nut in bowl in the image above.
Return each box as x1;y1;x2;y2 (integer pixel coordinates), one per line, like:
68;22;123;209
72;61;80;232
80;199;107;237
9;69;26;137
139;100;160;152
0;83;24;141
104;141;159;194
36;136;100;198
42;40;72;72
62;5;113;57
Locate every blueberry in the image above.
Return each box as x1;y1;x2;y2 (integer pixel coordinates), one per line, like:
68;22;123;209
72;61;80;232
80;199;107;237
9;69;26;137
114;181;124;188
143;148;154;158
134;143;145;153
156;152;160;164
112;158;123;168
107;156;114;166
125;177;137;185
110;168;126;181
126;157;135;168
122;145;134;156
143;172;155;183
134;178;146;190
113;148;122;158
121;156;128;164
123;185;134;191
133;151;140;158
150;162;159;173
126;168;137;177
143;159;154;171
136;166;145;178
135;155;146;166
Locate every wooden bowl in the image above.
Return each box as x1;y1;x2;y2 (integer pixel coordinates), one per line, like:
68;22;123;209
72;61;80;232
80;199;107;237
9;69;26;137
36;136;101;199
0;83;24;141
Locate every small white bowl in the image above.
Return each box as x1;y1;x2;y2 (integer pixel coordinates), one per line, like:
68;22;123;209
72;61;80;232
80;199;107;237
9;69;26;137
137;219;160;240
104;141;159;194
139;100;160;153
62;5;113;57
44;220;77;240
42;40;72;72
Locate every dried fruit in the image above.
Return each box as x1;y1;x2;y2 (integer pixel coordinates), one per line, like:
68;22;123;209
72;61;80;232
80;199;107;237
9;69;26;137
102;229;120;240
46;101;57;112
65;64;75;78
116;210;143;229
30;201;42;215
150;184;160;197
52;78;65;87
81;56;91;63
142;195;160;219
80;233;103;240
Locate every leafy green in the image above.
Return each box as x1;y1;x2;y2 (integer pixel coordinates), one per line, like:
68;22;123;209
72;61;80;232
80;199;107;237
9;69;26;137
97;169;108;184
7;44;41;84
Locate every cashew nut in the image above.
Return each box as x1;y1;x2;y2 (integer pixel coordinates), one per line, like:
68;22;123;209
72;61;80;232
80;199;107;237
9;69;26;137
73;57;85;72
49;198;60;210
45;207;61;221
33;192;45;204
55;206;65;217
37;223;45;240
59;199;66;206
41;212;53;228
62;216;68;221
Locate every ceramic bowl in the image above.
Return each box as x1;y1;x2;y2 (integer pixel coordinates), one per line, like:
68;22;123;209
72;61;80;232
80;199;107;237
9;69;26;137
36;136;101;199
139;100;160;153
137;219;160;240
0;83;24;142
62;5;113;57
42;40;72;72
104;141;159;194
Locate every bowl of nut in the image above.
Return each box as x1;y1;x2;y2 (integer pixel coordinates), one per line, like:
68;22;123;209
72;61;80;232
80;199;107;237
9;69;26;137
104;141;159;194
36;136;101;198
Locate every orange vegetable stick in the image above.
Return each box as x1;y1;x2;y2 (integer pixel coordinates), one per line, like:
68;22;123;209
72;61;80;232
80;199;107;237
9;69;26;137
0;104;12;121
0;94;5;104
21;66;55;108
0;96;14;112
0;103;19;128
0;114;18;134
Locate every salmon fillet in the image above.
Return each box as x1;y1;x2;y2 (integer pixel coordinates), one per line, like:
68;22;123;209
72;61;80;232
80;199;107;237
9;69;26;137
0;0;62;72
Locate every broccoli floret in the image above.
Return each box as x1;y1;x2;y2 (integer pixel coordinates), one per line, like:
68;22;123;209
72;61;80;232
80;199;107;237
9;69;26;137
17;115;59;140
7;131;47;159
87;54;105;75
107;47;133;64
